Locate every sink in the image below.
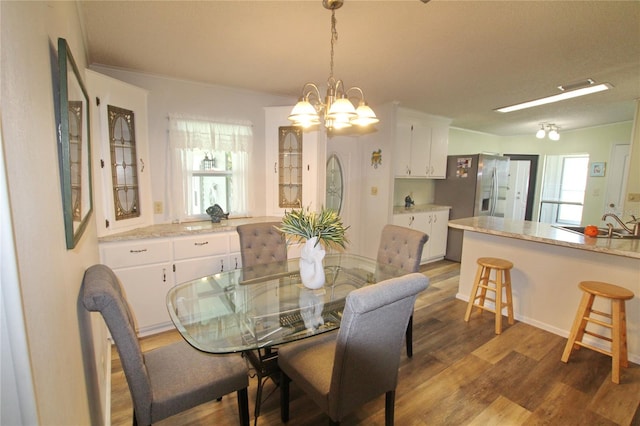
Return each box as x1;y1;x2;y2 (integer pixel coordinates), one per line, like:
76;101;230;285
553;225;640;239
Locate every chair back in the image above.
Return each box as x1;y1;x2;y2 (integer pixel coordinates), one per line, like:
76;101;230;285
328;272;429;420
80;264;153;424
377;224;428;274
236;221;287;267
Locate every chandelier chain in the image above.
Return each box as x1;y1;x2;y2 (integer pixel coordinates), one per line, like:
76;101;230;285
329;9;338;80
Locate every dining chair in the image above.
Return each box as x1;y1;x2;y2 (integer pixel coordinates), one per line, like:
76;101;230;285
278;272;429;426
376;224;429;357
80;264;250;426
236;221;287;424
236;221;287;267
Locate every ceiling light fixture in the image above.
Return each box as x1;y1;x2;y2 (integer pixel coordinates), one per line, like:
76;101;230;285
536;123;560;141
495;80;612;113
288;0;379;132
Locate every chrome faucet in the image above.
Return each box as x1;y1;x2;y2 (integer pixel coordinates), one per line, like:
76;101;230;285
601;213;640;236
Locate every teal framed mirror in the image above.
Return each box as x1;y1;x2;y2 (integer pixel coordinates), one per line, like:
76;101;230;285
57;38;92;249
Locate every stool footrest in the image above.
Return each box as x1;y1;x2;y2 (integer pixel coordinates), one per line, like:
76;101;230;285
575;340;612;357
583;329;612;343
583;316;613;330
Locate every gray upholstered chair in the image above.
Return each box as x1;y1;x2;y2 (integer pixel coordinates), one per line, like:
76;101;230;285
278;273;429;426
236;221;287;267
80;264;250;426
377;224;428;358
236;221;287;423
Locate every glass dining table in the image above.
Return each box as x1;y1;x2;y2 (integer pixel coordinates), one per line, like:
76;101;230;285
166;253;407;423
166;253;405;354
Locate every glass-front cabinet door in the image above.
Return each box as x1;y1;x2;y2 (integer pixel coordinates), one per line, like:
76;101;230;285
87;69;152;236
264;106;326;216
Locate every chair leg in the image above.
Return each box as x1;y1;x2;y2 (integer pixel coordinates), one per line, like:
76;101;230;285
405;315;413;358
385;390;395;426
561;292;594;362
280;372;291;423
237;388;250;426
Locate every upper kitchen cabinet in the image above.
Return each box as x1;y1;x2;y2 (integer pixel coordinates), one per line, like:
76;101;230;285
86;70;153;236
394;107;451;178
264;106;326;216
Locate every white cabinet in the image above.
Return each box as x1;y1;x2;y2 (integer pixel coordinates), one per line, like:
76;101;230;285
100;230;243;336
86;70;153;236
100;239;173;334
394;108;450;179
392;208;449;262
264;106;326;215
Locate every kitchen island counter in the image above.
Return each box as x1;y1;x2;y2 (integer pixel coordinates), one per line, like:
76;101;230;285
448;216;640;259
450;216;640;364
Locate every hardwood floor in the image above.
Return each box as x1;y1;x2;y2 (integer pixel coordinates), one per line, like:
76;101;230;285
111;260;640;425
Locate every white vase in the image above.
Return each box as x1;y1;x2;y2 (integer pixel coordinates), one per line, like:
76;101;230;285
299;236;326;289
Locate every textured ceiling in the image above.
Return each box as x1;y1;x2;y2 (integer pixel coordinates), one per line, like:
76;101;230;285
79;0;640;136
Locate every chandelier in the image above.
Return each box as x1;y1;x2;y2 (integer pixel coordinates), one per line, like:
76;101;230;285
288;0;379;132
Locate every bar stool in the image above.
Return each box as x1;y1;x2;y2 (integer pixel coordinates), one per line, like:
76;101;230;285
561;281;634;384
464;257;514;334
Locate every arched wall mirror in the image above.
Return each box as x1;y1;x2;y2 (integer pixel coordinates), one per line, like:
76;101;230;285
326;153;344;214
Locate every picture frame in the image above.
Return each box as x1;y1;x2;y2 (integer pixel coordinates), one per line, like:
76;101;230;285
590;161;606;177
57;38;92;249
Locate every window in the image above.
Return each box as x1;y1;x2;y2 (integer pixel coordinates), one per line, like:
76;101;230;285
168;116;252;222
539;154;589;225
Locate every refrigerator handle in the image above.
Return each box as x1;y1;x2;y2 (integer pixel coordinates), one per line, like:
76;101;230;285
490;169;498;216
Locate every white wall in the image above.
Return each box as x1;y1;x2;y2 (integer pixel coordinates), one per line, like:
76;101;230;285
89;65;296;220
1;1;102;424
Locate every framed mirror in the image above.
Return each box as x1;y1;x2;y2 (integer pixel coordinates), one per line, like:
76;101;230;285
57;38;92;249
326;154;343;214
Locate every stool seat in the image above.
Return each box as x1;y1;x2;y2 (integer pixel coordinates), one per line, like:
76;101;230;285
477;257;513;270
464;257;515;334
562;280;634;384
579;281;634;300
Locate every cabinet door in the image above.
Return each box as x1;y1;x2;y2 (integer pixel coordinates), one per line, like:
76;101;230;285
264;106;325;215
409;124;431;178
174;255;228;285
427;210;450;259
428;125;449;178
86;69;153;236
394;123;412;176
114;263;173;333
392;214;416;228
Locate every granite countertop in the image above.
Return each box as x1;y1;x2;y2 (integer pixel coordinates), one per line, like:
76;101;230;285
448;216;640;260
393;204;451;215
98;216;282;242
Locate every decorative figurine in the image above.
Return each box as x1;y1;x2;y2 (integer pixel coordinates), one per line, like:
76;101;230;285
404;195;415;209
206;204;229;223
371;149;382;169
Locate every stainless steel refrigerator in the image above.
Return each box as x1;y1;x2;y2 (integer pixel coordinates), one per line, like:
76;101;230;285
434;154;510;262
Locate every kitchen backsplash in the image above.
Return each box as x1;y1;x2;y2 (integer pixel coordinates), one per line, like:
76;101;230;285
394;178;436;207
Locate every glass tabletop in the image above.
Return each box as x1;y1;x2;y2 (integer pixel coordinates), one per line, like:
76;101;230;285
166;253;405;353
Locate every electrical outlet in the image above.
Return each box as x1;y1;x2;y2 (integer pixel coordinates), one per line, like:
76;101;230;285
371;186;378;196
153;201;163;214
628;193;640;202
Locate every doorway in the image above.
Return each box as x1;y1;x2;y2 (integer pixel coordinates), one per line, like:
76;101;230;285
504;154;538;221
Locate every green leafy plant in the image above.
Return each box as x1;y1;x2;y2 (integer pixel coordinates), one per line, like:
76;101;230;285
278;207;349;250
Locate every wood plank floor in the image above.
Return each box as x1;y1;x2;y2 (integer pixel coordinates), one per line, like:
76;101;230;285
111;260;640;425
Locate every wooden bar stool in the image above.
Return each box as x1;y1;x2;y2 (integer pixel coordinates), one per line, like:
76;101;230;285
464;257;514;334
561;281;634;384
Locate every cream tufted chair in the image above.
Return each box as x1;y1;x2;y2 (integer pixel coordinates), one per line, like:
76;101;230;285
278;273;430;425
236;221;287;267
376;224;429;357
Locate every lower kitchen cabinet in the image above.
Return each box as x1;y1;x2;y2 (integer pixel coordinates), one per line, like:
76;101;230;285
392;208;450;263
100;230;242;336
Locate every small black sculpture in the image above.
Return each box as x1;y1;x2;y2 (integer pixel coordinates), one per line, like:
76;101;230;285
206;204;229;223
404;195;415;209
